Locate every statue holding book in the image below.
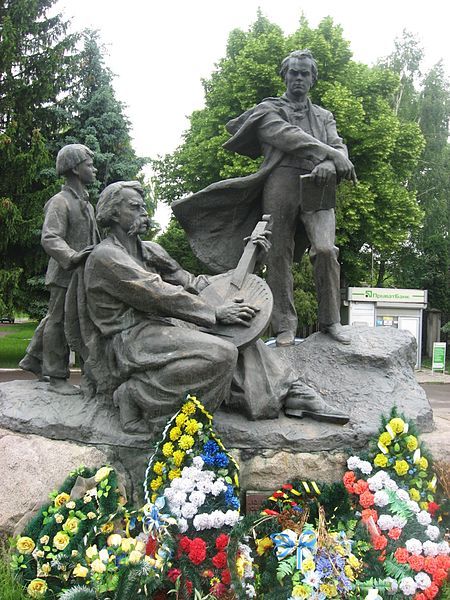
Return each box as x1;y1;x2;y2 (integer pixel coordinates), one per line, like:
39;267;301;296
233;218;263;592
173;49;357;347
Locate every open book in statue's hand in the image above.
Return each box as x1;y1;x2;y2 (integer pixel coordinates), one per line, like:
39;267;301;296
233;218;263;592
299;173;336;212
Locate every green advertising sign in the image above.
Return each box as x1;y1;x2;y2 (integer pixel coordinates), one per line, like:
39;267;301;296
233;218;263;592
432;342;446;372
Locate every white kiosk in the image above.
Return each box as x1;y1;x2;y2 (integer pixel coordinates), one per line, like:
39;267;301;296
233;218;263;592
342;288;427;368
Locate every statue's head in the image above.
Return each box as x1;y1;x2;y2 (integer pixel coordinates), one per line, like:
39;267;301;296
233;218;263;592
96;180;150;236
56;144;95;180
279;49;318;90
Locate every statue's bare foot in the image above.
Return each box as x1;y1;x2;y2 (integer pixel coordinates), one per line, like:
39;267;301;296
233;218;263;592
276;331;295;347
284;381;349;424
121;418;150;434
321;323;350;344
48;377;80;395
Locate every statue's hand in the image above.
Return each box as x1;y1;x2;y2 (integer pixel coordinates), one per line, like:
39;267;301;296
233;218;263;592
216;299;259;327
310;160;336;186
243;230;272;255
328;149;357;183
70;245;94;266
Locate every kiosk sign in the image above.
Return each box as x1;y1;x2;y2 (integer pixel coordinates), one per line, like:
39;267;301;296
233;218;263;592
432;342;447;373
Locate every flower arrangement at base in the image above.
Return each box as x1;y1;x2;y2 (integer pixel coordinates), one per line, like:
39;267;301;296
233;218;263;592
143;394;240;598
10;465;169;599
343;409;450;599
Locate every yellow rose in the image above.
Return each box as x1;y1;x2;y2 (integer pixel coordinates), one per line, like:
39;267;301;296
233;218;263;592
53;531;70;551
87;512;96;520
54;492;70;508
302;557;315;571
55;514;64;524
39;535;49;545
409;488;421;501
379;432;392;447
63;517;80;535
420;501;429;510
66;501;76;510
121;537;136;553
72;550;79;557
406;435;418;451
178;434;194;450
16;536;35;554
153;461;165;475
181;401;196;415
135;540;145;553
85;545;98;560
107;534;123;547
175;413;187;427
184;419;199;435
394;459;409;476
91;558;106;573
374;453;388;468
100;522;114;534
27;578;48;598
73;563;88;578
256;537;273;555
94;466;112;482
320;583;338;597
169;426;182;441
292;584;311;599
419;457;429;470
172;450;185;467
128;550;143;564
40;563;51;576
389;418;405;434
162;442;174;457
150;476;163;491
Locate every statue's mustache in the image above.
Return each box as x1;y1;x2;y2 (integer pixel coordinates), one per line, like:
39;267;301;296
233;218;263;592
127;216;152;236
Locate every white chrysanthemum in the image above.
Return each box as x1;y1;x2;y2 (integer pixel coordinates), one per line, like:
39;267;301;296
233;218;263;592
396;489;410;502
405;538;423;555
359;460;373;475
417;510;432;526
171;490;187;507
422;540;439;557
367;477;384;492
193;513;211;531
196;480;213;494
192;456;204;470
164;488;175;501
347;456;361;470
415;572;431;590
407;500;420;514
377;514;394;531
211;479;227;496
246;584;257;598
399;577;417;595
437;540;450;554
177;517;188;533
181;502;197;520
384;478;398;491
374;490;389;507
209;510;226;529
385;577;399;594
189;490;206;508
224;509;240;526
170;505;182;517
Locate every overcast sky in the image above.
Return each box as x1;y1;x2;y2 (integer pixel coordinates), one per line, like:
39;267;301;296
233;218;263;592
55;0;450;226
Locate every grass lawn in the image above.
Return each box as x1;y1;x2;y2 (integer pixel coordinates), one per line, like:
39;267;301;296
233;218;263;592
0;543;27;600
0;322;38;368
421;354;450;374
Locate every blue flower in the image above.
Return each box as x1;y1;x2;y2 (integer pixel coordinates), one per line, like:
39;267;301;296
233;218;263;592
203;440;219;455
214;452;229;468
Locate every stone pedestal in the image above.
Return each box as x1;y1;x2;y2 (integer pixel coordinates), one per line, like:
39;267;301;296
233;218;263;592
0;326;434;534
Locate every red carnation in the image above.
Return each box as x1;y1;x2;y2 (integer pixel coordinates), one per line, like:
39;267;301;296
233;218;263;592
394;547;410;563
263;509;279;516
388;527;402;540
424;556;438;574
188;537;207;565
361;508;378;523
432;568;448;586
408;554;425;571
424;583;439;599
215;533;230;551
436;554;450;570
415;594;427;600
372;534;387;551
178;535;191;554
210;582;228;597
272;491;284;498
221;569;231;585
282;483;293;490
427;502;440;516
359;490;375;509
353;479;369;495
167;568;182;583
212;551;228;569
343;471;356;492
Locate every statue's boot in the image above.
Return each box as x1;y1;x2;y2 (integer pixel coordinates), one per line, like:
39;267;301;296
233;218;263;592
320;323;351;344
19;354;49;382
276;330;296;347
117;396;150;434
48;377;80;395
284;380;349;424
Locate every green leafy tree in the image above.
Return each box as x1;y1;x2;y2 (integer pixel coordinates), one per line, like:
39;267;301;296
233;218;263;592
0;0;79;316
154;13;425;326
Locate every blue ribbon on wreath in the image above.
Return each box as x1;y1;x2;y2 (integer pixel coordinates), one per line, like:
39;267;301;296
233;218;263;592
270;528;317;570
143;496;176;535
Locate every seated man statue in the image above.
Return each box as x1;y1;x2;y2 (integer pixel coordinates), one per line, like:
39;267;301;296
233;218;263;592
84;181;348;433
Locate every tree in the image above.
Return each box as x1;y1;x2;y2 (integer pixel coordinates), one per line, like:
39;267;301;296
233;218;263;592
0;0;79;316
154;13;425;326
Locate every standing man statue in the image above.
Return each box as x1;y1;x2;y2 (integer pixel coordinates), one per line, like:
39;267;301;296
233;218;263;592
19;144;100;394
172;49;356;347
